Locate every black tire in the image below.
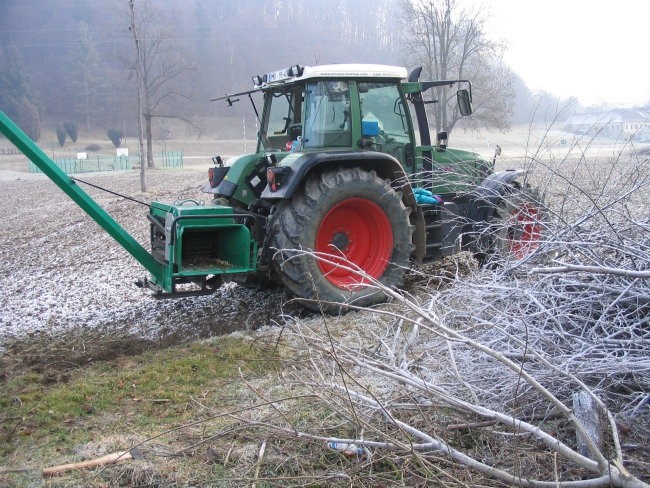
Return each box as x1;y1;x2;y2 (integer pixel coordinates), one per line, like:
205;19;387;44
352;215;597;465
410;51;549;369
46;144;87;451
269;167;414;312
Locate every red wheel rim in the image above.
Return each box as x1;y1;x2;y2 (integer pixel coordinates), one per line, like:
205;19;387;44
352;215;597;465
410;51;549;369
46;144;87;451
507;202;542;259
315;198;393;288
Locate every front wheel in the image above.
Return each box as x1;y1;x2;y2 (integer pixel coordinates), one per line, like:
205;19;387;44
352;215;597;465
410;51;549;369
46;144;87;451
487;187;545;262
270;167;414;311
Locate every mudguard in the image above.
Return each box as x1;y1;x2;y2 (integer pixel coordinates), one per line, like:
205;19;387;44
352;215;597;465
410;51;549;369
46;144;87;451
467;169;527;223
260;150;412;200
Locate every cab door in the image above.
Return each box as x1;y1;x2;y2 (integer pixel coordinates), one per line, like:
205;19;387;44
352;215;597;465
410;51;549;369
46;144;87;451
357;82;415;165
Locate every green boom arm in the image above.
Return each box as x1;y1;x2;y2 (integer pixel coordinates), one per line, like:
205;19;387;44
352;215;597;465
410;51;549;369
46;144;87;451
0;110;164;282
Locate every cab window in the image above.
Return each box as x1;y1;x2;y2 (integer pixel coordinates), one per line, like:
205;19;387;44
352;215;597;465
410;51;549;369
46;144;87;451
359;82;412;161
260;88;302;151
359;83;409;141
303;81;351;148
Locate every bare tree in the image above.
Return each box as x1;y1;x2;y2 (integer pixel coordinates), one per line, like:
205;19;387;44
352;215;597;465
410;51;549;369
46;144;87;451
129;0;147;192
126;0;195;169
398;0;514;134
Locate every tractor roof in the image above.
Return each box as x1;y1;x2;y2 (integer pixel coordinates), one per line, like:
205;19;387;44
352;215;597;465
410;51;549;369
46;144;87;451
253;64;408;88
210;64;408;103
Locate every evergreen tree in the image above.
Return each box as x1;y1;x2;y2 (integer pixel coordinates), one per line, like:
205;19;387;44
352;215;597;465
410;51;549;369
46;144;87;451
63;121;79;142
107;128;123;148
67;21;105;132
56;126;67;147
0;45;42;140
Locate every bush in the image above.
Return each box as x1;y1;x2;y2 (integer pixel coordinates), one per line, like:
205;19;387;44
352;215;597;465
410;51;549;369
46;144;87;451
56;125;67;147
63;122;78;142
84;143;101;152
107;128;123;148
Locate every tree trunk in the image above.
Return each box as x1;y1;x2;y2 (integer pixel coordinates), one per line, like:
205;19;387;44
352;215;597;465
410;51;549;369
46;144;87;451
129;0;146;192
145;113;154;168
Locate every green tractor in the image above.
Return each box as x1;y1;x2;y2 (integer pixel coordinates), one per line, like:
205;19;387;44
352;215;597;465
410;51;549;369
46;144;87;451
203;64;543;310
0;63;543;312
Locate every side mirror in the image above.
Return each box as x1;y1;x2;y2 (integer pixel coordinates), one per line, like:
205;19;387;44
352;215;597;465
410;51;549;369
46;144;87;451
457;89;473;116
289;124;302;140
437;131;448;150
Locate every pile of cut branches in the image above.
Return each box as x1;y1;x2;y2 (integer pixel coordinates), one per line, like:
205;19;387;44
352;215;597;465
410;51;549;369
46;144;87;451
234;146;649;487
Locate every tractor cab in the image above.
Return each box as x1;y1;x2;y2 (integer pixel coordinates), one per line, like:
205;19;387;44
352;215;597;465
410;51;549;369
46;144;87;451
255;64;415;165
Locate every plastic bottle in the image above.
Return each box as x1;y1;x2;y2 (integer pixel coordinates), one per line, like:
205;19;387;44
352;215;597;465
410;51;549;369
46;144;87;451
327;441;364;456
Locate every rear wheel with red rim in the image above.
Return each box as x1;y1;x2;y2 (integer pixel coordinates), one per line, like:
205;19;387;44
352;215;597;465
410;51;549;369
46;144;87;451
270;167;414;312
315;197;393;288
491;188;545;261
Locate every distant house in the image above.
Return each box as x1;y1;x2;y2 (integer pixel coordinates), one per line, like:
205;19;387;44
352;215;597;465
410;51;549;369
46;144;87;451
619;109;650;138
564;109;650;139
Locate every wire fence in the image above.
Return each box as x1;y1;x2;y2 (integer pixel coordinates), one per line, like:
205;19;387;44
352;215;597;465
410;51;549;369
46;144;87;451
161;150;183;168
28;150;183;174
0;146;22;156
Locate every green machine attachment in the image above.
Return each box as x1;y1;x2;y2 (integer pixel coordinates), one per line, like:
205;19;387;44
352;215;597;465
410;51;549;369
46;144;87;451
0;110;256;296
144;201;258;294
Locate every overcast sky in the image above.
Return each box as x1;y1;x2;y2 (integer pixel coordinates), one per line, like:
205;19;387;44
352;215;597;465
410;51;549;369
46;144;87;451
480;0;649;107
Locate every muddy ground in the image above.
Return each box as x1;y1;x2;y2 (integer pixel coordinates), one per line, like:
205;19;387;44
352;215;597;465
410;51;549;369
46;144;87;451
0;167;312;371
